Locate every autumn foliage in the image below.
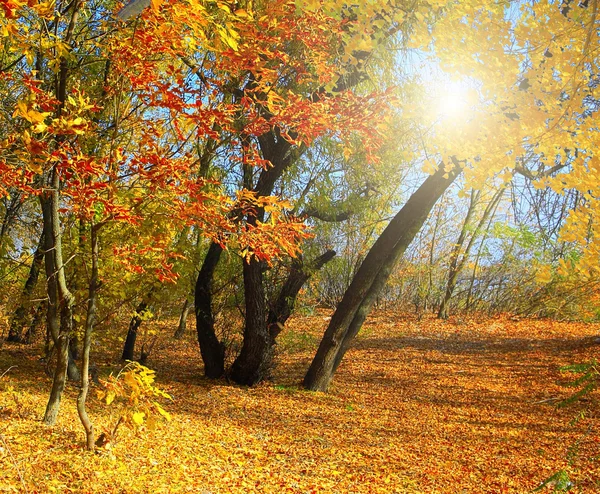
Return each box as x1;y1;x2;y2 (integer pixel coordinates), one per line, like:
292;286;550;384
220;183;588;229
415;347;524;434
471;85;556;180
0;0;600;491
1;312;599;492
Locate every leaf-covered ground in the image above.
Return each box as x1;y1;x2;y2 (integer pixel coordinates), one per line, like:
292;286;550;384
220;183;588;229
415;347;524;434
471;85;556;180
1;312;599;493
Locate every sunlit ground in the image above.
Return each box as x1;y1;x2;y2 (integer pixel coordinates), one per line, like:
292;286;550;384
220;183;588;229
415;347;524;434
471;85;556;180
1;311;598;493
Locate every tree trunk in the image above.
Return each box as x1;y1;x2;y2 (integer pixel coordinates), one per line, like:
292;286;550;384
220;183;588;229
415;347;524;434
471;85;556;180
43;332;69;426
77;224;99;450
7;231;45;342
41;170;75;425
42;0;80;424
194;242;225;378
121;299;149;361
268;249;336;339
439;186;504;318
230;258;272;385
304;165;461;391
23;302;45;344
174;298;191;339
438;189;480;319
67;344;81;382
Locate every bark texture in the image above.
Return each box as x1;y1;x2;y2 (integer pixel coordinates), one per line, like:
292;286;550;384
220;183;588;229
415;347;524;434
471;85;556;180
7;231;45;342
174;298;191;339
122;299;149;361
77;225;99;450
304;165;461;391
268;250;336;339
194;242;225;378
230;258;272;385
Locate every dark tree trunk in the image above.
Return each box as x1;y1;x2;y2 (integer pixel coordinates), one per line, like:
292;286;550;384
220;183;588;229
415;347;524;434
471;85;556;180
226;131;307;385
7;231;45;342
304;165;461;391
121;299;149;361
230;258;272;385
23;302;45;344
194;242;225;378
174;298;191;339
268;249;336;339
67;345;81;382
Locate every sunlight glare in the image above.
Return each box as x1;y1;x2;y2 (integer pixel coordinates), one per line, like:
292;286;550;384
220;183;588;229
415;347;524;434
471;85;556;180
436;82;471;121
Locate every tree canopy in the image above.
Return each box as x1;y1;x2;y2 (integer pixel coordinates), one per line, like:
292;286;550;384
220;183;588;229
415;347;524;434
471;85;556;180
0;0;599;460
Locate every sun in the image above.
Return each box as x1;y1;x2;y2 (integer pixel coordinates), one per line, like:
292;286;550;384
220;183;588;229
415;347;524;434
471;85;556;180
436;82;471;121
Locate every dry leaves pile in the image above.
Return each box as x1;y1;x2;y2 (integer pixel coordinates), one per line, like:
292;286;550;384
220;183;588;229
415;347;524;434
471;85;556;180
0;312;598;493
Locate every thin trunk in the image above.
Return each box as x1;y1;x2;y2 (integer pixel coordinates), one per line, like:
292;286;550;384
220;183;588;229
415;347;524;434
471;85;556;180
41;188;72;425
77;224;99;450
174;298;191;339
425;203;443;311
67;345;81;382
121;299;149;361
23;302;45;344
42;0;79;425
466;203;499;311
43;332;69;426
304;165;461;391
438;190;480;319
194;242;225;378
440;187;504;318
7;231;45;342
268;250;336;339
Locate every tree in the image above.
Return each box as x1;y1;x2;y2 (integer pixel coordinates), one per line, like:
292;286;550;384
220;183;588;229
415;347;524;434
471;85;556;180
0;0;311;439
303;0;600;390
437;186;504;319
304;163;461;390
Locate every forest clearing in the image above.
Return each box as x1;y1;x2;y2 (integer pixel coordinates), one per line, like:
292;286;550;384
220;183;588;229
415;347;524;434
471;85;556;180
1;311;598;493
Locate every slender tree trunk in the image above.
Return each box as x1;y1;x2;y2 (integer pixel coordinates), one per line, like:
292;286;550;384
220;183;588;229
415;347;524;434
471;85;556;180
194;242;225;377
7;231;45;342
122;299;149;361
23;302;45;344
67;336;81;382
268;250;336;339
439;187;504;318
41;175;75;425
466;203;498;311
44;332;69;425
230;258;272;385
304;165;461;391
77;224;99;450
425;203;444;312
438;190;480;319
42;0;80;426
174;298;191;339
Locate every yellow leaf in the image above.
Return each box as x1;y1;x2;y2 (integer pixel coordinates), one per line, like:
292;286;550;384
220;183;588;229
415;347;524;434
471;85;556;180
32;122;47;133
146;414;157;430
106;390;116;405
150;0;162;12
153;401;171;421
535;266;552;285
132;411;145;425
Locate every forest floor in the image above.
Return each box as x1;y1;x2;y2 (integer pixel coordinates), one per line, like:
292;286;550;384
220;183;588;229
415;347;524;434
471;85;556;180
0;310;599;493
